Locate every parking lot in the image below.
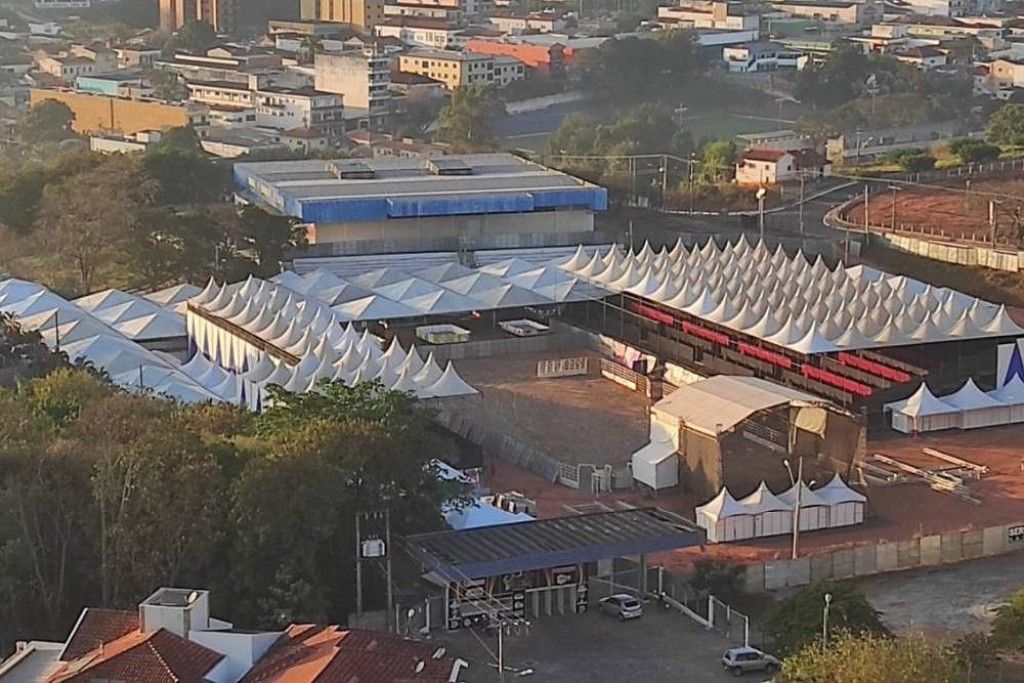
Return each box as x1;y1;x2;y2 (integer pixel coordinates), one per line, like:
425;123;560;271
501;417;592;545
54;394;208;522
436;602;742;682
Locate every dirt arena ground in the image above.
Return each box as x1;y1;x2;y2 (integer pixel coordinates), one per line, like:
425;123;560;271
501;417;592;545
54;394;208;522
482;424;1024;572
456;350;650;466
845;176;1024;242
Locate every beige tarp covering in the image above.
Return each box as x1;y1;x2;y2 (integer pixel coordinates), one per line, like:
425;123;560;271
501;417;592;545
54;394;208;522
654;376;825;437
793;406;828;436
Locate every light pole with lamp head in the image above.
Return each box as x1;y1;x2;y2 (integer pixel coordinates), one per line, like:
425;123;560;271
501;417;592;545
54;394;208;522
822;592;833;650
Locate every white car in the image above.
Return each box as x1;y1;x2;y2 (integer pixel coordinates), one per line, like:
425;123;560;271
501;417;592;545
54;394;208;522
598;593;643;621
721;646;780;677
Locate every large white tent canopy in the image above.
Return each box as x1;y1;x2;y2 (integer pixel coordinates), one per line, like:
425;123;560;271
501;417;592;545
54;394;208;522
555;238;1024;353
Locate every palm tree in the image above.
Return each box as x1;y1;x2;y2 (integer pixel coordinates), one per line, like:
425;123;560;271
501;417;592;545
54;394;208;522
298;35;324;66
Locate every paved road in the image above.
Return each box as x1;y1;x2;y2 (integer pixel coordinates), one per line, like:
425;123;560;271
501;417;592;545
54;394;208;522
436;605;741;682
858;554;1024;637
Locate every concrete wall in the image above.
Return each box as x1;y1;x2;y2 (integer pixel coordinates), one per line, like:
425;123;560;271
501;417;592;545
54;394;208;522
875;231;1023;272
743;521;1024;591
311;209;595;244
30;89;192;134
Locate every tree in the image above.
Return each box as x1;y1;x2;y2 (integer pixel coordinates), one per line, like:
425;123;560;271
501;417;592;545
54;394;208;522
948;138;1000;164
144;144;228;204
781;632;961;682
233;205;306;278
298;35;323;65
34;155;158;293
16;101;76;145
987;103;1024;147
434;86;504;152
146;69;187;102
888;150;936;172
0;313;65;379
163;20;217;54
991;585;1024;653
766;582;888;656
576;30;700;106
699;139;738;183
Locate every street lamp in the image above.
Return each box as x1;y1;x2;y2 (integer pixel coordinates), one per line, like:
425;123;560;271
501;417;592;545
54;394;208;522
822;592;833;650
756;187;767;241
688;152;696;214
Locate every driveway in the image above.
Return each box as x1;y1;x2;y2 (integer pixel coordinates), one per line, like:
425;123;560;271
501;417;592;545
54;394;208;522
436;602;741;682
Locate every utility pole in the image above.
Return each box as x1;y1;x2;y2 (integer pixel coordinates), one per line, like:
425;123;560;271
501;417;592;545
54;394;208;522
497;624;504;682
53;309;60;352
628;220;634;252
791;456;803;560
890;185;898;231
863;184;870;235
688;153;695;214
385;506;393;631
756;187;767;242
798;173;805;236
990;200;997;247
661;155;668;211
822;592;832;651
355;512;363;618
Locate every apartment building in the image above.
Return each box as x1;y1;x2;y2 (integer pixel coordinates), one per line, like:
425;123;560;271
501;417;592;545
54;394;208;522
464;38;565;77
374;17;466;48
722;42;808;72
493;55;526;86
314;47;391;128
159;0;237;33
488;11;566;34
255;86;344;133
397;48;498;90
300;0;385;31
391;0;478;19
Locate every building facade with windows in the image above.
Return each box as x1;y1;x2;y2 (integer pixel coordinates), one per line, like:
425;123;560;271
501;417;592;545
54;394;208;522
314;47;391;128
397;48;494;90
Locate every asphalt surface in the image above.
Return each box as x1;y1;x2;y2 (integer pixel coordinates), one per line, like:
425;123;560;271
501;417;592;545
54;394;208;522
436;604;741;682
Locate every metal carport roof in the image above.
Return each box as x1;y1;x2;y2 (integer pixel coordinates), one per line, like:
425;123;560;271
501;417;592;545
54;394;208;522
404;508;705;581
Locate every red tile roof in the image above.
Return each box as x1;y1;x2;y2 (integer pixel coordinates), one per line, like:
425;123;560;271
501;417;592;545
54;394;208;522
742;148;790;162
241;625;457;683
60;609;139;662
48;628;224;683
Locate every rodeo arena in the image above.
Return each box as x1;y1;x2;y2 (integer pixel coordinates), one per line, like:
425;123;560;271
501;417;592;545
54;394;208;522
5;229;1024;661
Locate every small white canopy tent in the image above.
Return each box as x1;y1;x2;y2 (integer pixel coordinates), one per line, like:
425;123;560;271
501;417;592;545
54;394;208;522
778;481;831;531
739;482;793;538
885;383;960;433
989;375;1024;423
943;378;1012;429
815;474;866;528
695;488;755;543
631;419;679;491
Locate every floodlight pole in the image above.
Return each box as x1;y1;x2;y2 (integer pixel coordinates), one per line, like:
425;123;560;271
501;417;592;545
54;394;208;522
799;173;805;236
791;457;803;560
822;592;832;650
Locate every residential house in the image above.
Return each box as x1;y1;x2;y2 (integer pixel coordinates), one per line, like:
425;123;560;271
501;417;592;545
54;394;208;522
114;45;163;69
388;69;446;104
735;147;831;185
0;587;468;682
345;129;446;157
722;42;809;72
896;0;1002;17
254;85;344;134
656;1;761;32
893;45;948;69
388;0;479;20
282;126;332;154
488;11;567;34
768;0;881;25
464;38;565;77
493;54;526;86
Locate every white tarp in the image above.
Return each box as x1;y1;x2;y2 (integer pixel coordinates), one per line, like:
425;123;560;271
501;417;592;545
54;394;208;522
630;418;679;491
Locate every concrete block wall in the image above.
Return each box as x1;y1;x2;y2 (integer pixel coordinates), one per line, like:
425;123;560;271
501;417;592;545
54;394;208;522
743;523;1024;592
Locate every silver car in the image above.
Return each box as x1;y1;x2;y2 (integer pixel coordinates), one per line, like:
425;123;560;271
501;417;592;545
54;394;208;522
598;593;643;621
721;646;780;677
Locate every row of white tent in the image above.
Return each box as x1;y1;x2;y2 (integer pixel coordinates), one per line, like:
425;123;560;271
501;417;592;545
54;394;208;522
0;279;220;404
183;322;477;411
695;476;866;543
885;377;1024;433
190;256;608;327
554;238;1024;353
0;280;192;344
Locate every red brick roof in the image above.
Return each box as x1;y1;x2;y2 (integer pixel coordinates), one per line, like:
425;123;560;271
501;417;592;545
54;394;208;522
742;148;790;163
60;609;139;662
241;625;457;683
48;628;224;683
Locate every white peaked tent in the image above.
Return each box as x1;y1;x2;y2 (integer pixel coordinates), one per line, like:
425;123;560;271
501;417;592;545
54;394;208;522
815;474;866;528
421;362;478;398
778;481;831;531
886;383;960;433
739;482;793;537
943;378;1011;429
631;419;679;491
696;488;755;543
989;374;1024;422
